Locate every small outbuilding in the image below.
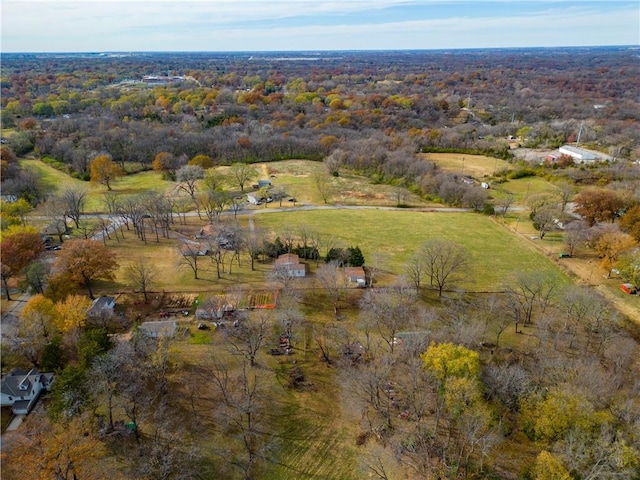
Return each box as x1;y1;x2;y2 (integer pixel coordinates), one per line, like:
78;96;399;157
345;267;366;287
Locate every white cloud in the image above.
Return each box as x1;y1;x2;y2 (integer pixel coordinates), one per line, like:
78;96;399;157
1;1;637;51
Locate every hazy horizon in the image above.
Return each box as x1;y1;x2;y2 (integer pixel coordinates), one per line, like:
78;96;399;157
2;1;638;53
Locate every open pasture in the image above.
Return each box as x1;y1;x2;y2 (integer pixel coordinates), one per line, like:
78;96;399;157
254;209;569;291
418;152;510;178
263;160;431;207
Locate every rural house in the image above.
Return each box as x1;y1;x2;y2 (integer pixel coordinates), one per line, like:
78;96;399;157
275;253;306;277
87;296;116;318
345;266;366;287
1;368;55;415
139;320;178;338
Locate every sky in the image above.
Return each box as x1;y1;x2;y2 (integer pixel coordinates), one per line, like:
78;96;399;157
2;0;639;52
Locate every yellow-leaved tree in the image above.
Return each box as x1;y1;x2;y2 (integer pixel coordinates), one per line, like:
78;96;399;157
55;294;92;334
8;294;58;367
531;451;573;480
90;154;124;190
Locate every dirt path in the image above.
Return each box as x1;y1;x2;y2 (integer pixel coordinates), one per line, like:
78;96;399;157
494;218;639;323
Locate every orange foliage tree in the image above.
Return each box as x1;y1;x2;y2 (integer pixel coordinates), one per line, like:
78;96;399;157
54;239;118;299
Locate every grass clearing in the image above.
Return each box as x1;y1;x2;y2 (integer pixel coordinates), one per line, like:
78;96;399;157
419;152;510;178
22;158;176;212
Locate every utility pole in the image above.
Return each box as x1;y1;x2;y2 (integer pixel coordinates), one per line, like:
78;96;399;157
576;120;584;147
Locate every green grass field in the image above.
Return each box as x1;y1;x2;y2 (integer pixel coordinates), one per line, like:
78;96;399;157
419;152;510;178
21;158;176;212
253;209;569;291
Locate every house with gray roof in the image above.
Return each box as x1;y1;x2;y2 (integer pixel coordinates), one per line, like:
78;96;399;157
1;368;55;415
87;296;116;318
139;320;178;338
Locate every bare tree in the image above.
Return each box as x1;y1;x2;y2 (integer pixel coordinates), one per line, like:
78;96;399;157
61;187;88;229
176;165;204;202
496;194;515;218
419;239;469;297
221;310;269;368
229;163;258;193
179;241;203;280
360;287;416;354
209;357;274;479
313;170;332;204
563;220;588;256
316;261;344;318
505;271;557;332
125;257;156;303
533;206;560;239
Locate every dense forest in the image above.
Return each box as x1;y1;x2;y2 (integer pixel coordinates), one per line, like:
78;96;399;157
2;47;639;196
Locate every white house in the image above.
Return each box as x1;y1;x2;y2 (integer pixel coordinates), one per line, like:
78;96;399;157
274;253;306;277
1;369;55;415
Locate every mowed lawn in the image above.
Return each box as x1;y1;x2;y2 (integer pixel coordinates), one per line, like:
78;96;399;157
254;209;569;291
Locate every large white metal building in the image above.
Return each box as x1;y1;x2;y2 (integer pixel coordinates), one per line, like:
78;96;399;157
559;145;598;163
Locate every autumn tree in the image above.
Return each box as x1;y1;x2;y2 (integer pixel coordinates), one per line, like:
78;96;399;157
152;151;185;180
55;294;92;335
531;451;572;480
0;410;110;480
228;162;257;192
1;197;33;226
90;154;124;190
620;205;640;241
7;294;58;366
0;227;44;300
617;249;640;287
54;239;118;299
574;188;624;226
188;153;215;169
594;230;637;275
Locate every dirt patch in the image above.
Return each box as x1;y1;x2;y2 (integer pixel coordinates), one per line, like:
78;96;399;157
499;221;639;323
